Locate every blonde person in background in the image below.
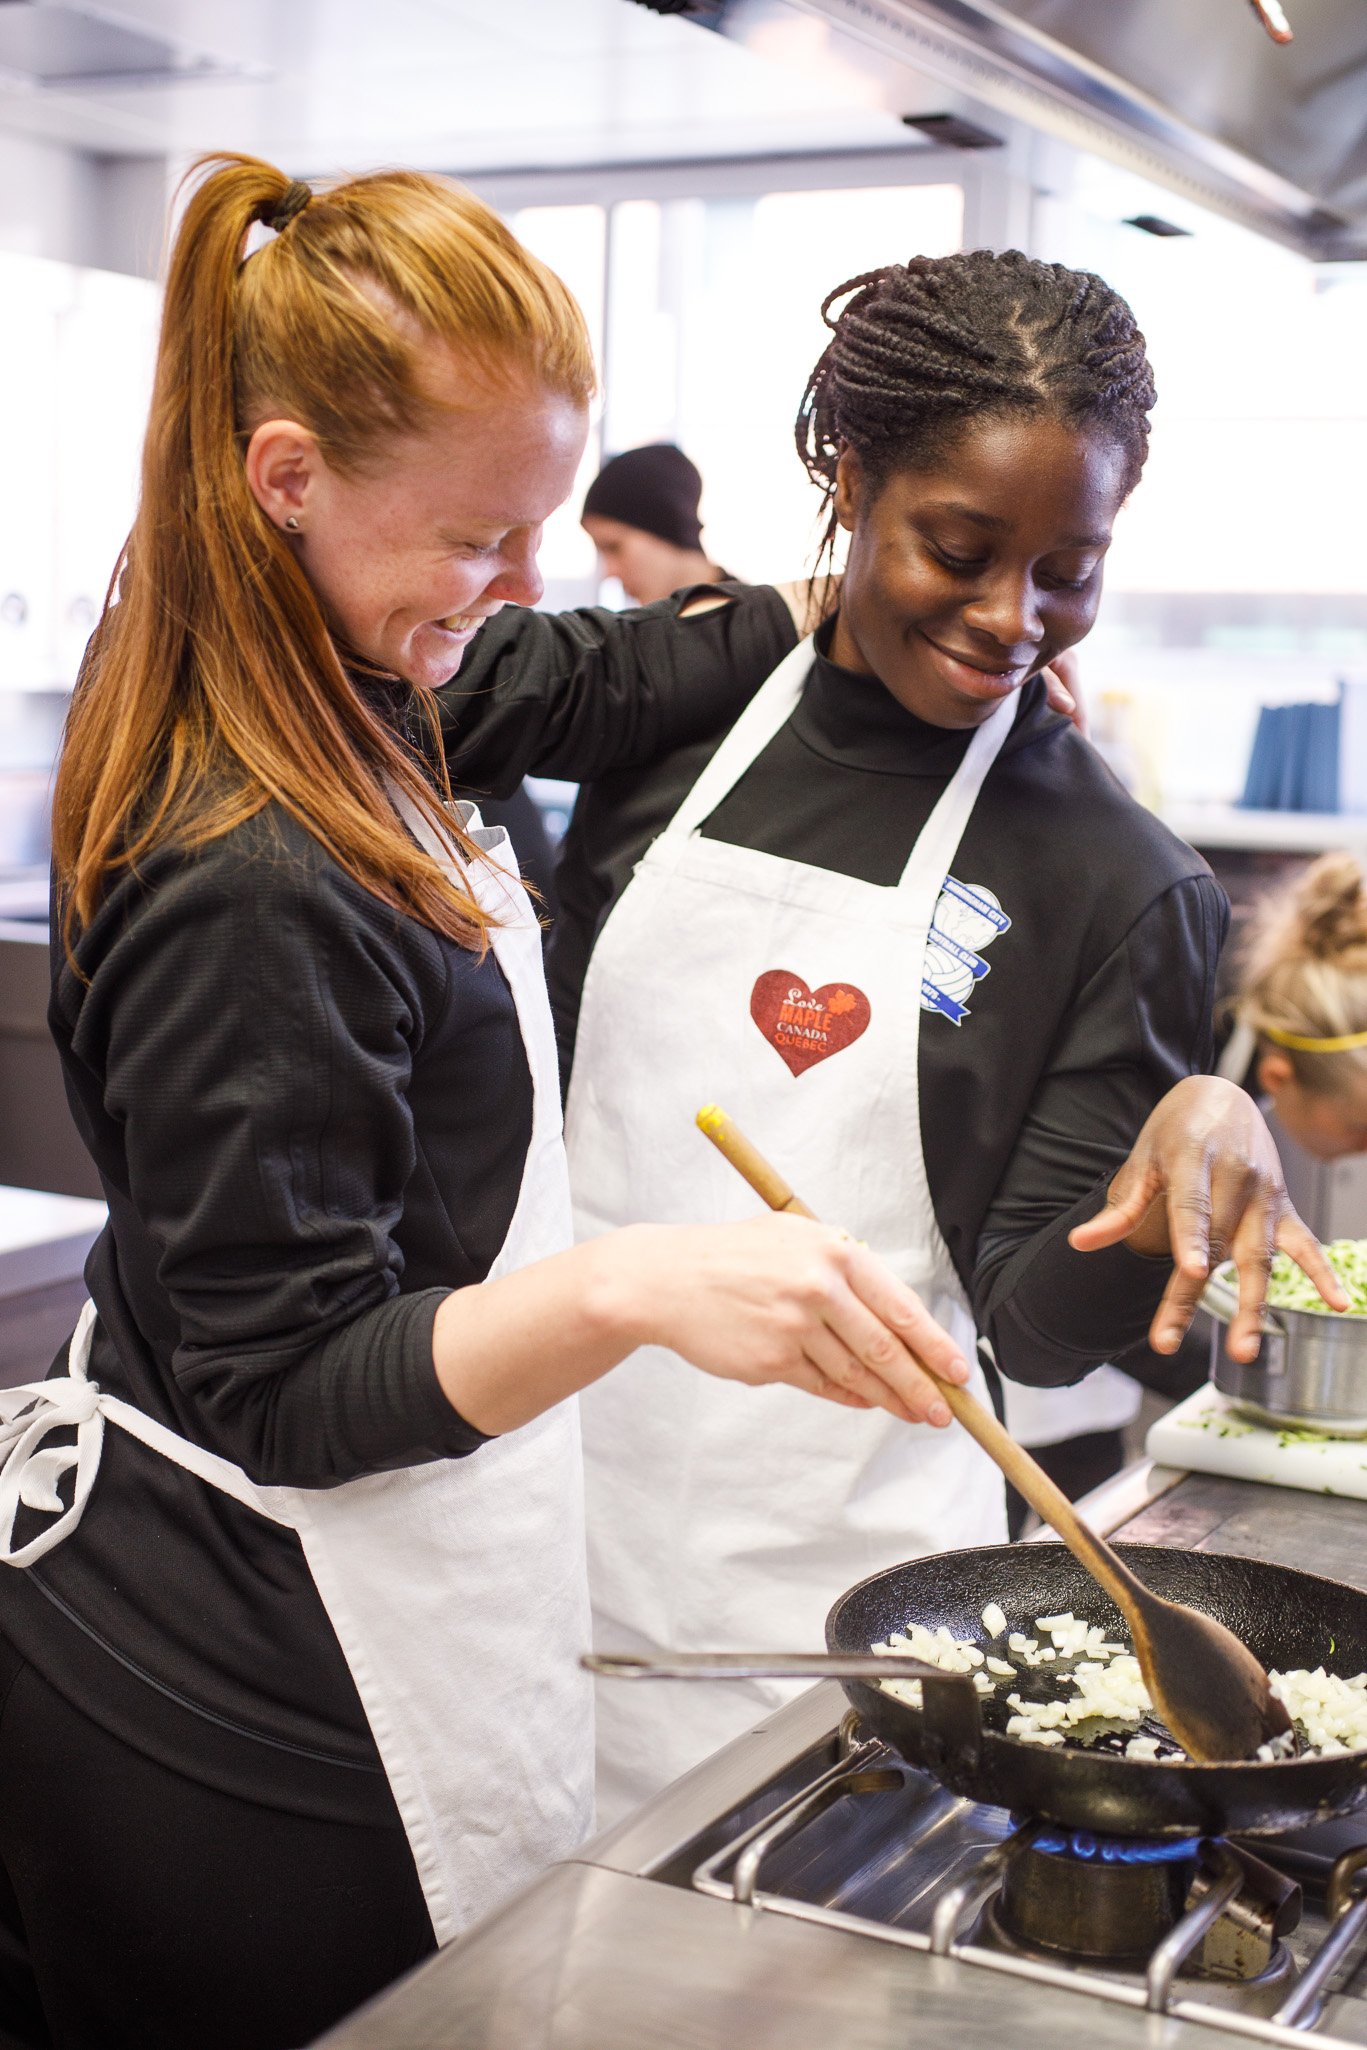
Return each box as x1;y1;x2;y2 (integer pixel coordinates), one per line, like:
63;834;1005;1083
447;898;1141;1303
1219;852;1367;1159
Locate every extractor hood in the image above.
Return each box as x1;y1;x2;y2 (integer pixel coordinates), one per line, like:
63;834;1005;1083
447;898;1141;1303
0;1;262;95
646;0;1367;260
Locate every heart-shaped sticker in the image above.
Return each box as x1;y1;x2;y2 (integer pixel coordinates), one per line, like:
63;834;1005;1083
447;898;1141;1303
750;970;872;1078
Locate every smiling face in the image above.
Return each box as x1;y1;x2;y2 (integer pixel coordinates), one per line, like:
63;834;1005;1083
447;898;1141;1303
829;412;1131;729
243;349;588;690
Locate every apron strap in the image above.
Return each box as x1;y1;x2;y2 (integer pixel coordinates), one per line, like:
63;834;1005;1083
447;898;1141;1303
0;1301;291;1568
385;777;538;939
662;637;814;842
896;686;1020;894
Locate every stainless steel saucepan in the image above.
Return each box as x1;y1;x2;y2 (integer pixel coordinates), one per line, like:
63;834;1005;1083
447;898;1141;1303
1203;1263;1367;1436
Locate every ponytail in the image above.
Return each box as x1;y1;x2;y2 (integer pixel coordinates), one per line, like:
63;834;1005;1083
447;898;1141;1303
52;154;595;952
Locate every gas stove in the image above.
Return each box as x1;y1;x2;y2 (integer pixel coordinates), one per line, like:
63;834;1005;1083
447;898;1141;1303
666;1692;1367;2041
316;1467;1367;2050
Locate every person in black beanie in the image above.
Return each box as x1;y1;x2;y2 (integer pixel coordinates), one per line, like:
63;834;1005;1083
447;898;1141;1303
582;443;731;605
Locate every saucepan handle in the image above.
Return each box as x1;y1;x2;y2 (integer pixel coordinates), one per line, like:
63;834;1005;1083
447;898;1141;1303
1200;1265;1286;1337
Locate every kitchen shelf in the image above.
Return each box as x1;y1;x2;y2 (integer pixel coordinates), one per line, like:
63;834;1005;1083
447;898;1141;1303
1159;803;1367;853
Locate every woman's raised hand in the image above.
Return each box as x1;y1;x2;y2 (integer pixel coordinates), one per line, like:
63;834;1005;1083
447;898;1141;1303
1067;1074;1347;1360
624;1214;969;1424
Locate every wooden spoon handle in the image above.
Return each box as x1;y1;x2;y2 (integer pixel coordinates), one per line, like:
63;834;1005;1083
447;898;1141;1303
931;1376;1147;1613
697;1104;816;1218
694;1106;1149;1621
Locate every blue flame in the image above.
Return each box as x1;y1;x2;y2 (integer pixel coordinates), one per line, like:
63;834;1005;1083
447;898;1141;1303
1033;1829;1201;1865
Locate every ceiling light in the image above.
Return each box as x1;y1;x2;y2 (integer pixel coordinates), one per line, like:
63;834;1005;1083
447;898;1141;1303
901;112;1003;150
627;0;724;18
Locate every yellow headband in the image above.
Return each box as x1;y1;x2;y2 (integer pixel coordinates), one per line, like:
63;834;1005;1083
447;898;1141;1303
1263;1024;1367;1053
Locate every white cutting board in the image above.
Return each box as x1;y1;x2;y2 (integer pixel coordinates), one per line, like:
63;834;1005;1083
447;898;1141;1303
1146;1383;1367;1501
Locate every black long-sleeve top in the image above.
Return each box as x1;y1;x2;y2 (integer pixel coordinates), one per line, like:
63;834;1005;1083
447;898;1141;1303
0;589;794;1818
548;611;1229;1388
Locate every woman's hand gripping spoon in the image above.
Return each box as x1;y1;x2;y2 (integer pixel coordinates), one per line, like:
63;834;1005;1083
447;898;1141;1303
694;1104;1292;1765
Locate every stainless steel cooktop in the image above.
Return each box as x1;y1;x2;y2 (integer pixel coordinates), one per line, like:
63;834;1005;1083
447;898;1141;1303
316;1465;1367;2049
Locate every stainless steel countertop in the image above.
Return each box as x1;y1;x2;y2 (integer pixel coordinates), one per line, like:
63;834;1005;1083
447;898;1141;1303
314;1463;1367;2049
1115;1469;1367;1594
316;1857;1258;2050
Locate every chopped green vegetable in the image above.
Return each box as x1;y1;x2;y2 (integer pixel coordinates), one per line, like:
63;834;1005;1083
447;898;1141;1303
1265;1240;1367;1316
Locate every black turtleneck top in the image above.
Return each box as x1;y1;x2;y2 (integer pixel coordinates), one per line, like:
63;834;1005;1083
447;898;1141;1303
548;617;1229;1385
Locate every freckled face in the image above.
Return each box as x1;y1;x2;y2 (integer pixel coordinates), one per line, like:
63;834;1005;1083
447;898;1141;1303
246;354;588;690
830;414;1131;729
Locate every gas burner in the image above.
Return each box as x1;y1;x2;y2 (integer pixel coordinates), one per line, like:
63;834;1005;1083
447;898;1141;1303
979;1826;1303;1989
991;1829;1200;1963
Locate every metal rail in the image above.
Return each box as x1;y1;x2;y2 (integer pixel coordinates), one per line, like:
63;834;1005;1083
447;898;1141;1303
929;1825;1040;1958
1274;1846;1367;2029
1147;1844;1244;2012
691;1741;889;1906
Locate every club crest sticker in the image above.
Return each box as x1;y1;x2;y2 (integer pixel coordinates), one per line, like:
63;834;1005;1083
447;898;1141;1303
750;971;871;1078
922;876;1010;1026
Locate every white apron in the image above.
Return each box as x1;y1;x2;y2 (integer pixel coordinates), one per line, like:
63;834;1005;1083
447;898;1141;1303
565;638;1014;1826
1002;1365;1142;1450
0;792;594;1944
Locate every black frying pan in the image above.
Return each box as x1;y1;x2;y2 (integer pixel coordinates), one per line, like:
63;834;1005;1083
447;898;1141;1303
829;1542;1367;1838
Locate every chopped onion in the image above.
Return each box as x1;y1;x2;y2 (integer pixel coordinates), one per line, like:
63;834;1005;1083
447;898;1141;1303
873;1604;1367;1762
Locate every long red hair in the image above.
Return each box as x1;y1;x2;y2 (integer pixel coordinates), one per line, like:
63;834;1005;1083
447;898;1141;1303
52;154;595;950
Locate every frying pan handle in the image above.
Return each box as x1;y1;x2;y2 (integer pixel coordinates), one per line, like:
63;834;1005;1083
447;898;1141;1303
584;1650;946;1682
583;1651;984;1774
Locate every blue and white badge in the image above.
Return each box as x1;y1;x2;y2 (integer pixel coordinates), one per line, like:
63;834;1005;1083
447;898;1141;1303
921;876;1010;1027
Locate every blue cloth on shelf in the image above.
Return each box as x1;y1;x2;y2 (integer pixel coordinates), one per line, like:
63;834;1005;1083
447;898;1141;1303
1240;699;1340;812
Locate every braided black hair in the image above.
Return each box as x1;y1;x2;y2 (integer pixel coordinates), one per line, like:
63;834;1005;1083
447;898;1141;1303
796;247;1155;567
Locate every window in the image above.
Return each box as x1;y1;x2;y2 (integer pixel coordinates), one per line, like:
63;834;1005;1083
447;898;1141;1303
0;251;158;692
510;204;607;608
602;184;963;588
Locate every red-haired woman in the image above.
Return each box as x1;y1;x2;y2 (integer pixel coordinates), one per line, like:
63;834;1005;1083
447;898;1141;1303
0;160;971;2050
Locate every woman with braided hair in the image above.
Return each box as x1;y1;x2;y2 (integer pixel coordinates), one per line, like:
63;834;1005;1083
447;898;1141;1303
550;246;1342;1825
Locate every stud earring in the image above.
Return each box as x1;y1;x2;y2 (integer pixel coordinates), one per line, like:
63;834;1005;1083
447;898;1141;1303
285;515;301;532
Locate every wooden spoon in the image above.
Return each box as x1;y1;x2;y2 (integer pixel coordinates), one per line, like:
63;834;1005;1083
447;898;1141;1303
695;1103;1292;1765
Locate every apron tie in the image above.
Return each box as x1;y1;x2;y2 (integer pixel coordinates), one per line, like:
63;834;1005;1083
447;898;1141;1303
0;1299;105;1565
0;1300;296;1567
